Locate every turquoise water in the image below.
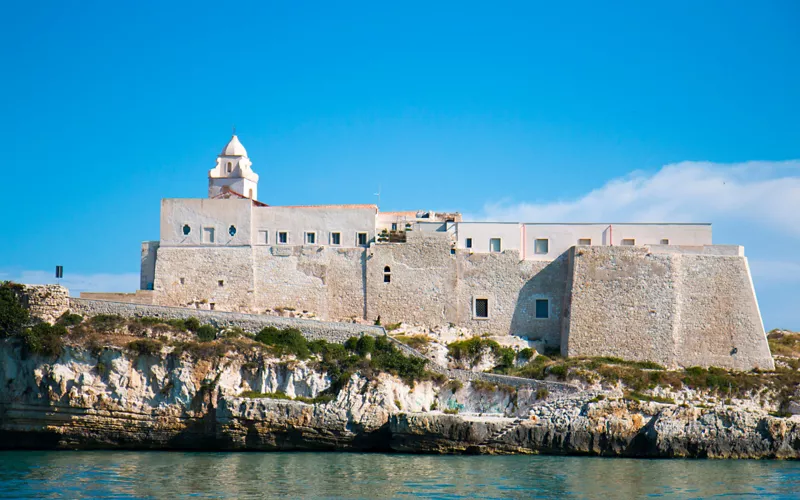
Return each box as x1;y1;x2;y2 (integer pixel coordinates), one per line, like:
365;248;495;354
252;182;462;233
0;452;798;499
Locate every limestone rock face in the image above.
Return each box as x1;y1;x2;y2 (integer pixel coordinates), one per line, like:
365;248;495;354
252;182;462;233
1;340;799;458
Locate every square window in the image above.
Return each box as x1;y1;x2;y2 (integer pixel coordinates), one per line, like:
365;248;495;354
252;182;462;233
331;232;341;245
179;278;185;285
203;227;215;243
578;238;591;246
259;230;269;244
218;280;224;287
465;238;472;249
489;238;501;253
475;298;489;318
534;239;549;254
621;238;635;246
278;232;288;244
357;232;368;246
660;239;670;245
305;232;316;244
535;299;549;319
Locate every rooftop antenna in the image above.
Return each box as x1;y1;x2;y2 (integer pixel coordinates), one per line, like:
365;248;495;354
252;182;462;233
232;124;236;136
374;184;381;207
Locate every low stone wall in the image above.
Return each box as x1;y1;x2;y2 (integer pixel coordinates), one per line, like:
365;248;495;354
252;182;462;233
79;290;156;305
386;336;578;397
68;298;383;343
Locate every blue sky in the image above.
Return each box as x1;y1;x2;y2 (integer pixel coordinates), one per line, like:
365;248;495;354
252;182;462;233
1;1;798;328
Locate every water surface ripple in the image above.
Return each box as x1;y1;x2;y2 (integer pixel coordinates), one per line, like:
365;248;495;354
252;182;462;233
0;452;798;499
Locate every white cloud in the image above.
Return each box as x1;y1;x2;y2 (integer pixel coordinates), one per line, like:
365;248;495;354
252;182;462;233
477;160;800;236
0;270;138;297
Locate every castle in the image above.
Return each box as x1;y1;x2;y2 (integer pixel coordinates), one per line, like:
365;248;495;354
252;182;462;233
97;134;773;370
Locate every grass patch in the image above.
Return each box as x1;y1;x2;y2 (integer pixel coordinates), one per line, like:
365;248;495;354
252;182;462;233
385;322;402;332
394;334;432;350
239;390;334;405
448;337;516;370
768;330;800;357
624;391;676;404
126;339;164;356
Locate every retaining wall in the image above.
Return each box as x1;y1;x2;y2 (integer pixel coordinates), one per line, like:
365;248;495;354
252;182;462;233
68;298;382;343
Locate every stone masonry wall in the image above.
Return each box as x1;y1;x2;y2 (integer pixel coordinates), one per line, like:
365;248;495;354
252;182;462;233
16;285;70;324
68;298;382;344
455;250;568;346
153;246;254;312
366;232;457;327
562;246;773;371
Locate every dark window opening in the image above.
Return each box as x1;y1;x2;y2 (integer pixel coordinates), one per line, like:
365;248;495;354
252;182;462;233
209;303;216;310
279;232;288;244
179;278;185;285
182;224;191;236
357;232;368;246
391;223;397;231
465;238;472;249
331;232;341;245
383;266;391;283
535;299;549;319
475;298;489;318
218;280;224;287
229;225;237;237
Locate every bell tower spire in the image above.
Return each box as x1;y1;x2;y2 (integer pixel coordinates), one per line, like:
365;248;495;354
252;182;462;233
208;132;259;200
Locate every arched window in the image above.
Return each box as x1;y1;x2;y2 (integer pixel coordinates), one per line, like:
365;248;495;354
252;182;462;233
383;266;391;283
226;162;232;173
182;224;191;236
229;225;237;237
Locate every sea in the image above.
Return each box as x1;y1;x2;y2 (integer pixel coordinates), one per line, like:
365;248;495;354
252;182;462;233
0;451;798;499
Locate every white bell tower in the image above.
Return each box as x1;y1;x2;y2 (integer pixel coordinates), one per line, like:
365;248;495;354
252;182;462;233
208;133;259;200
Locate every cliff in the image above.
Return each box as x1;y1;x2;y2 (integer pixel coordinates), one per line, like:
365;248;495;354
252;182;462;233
2;340;799;458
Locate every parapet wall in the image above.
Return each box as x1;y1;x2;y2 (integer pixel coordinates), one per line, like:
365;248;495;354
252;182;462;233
562;246;773;371
68;297;382;343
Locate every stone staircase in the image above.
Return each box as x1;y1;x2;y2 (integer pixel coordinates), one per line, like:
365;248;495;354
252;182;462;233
483;417;525;444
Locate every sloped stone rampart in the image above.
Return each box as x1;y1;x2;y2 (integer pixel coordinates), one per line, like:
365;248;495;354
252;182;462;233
68;298;381;343
562;246;773;371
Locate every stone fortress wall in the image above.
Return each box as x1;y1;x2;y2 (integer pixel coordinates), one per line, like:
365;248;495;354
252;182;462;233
562;245;774;370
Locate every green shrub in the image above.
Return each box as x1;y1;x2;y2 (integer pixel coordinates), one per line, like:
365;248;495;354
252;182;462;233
196;324;217;342
517;348;534;361
255;326;310;359
57;312;83;327
443;408;459;415
20;323;67;357
356;335;376;356
385;322;402;332
126;339;163;356
0;282;30;336
444;379;463;392
535;387;549;400
89;314;126;333
183;317;201;332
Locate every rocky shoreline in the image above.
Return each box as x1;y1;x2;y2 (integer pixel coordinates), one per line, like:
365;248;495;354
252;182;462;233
2;340;799;458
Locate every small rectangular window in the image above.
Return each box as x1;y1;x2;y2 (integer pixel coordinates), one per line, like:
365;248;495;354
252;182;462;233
534;239;549;254
489;238;501;253
331;232;341;245
203;227;215;243
357;232;368;246
179;278;185;285
259;230;269;244
465;238;472;249
475;298;489;318
535;299;549;319
660;239;670;245
209;303;215;310
305;232;316;244
391;223;397;231
278;231;288;244
578;238;591;246
218;280;224;287
621;238;635;246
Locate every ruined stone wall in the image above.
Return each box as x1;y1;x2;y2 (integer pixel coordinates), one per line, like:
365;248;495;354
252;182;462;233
153;246;254;312
366;232;457;327
15;284;70;324
562;246;773;371
68;298;382;343
455;250;568;345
